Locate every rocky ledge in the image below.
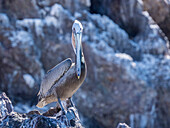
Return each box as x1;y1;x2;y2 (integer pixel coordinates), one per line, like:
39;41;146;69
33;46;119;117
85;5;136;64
0;92;82;128
0;93;130;128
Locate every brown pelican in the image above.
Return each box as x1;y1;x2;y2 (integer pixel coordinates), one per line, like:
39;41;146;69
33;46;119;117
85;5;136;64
36;20;87;119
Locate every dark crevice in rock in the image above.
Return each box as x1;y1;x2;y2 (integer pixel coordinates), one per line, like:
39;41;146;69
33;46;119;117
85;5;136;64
90;0;140;38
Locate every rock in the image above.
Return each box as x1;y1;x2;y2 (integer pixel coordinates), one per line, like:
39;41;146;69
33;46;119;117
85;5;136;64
0;92;13;120
0;24;42;104
51;0;91;13
0;92;83;128
143;0;170;42
0;0;170;128
0;13;10;26
0;92;131;128
90;0;169;55
156;87;170;128
0;0;40;19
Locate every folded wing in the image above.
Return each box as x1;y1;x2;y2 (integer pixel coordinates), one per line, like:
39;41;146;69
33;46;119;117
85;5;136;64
38;58;72;97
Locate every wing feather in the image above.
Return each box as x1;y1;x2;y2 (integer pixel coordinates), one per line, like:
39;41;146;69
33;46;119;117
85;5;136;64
38;58;72;96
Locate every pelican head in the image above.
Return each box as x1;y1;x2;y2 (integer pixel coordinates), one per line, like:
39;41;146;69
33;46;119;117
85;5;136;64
72;20;83;79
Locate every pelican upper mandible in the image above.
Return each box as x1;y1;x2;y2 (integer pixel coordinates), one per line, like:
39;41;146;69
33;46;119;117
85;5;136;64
36;20;87;117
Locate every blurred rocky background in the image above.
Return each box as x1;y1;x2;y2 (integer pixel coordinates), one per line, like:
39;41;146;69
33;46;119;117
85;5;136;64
0;0;169;128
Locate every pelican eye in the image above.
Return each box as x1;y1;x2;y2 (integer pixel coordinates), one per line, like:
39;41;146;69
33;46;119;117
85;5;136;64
73;28;76;33
38;97;41;101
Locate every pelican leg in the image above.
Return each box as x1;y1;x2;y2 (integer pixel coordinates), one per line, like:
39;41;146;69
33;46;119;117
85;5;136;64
57;98;74;126
67;97;78;122
69;97;75;107
57;97;66;115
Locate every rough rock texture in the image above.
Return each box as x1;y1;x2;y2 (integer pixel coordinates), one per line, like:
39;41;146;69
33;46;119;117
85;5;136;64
0;92;130;128
143;0;170;42
0;0;40;19
90;0;169;55
0;92;13;119
0;0;169;128
0;93;83;128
